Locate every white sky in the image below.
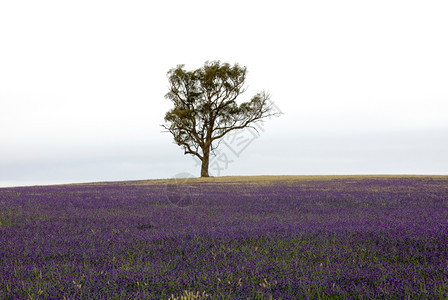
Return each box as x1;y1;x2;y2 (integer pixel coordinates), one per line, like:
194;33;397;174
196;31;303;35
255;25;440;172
1;0;447;187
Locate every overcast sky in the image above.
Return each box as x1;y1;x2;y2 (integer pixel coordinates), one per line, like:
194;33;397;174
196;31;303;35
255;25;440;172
1;0;447;187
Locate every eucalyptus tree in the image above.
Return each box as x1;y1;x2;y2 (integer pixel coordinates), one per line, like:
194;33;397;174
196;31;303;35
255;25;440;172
163;61;278;177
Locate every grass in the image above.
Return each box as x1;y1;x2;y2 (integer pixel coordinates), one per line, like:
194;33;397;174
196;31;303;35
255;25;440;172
0;175;447;299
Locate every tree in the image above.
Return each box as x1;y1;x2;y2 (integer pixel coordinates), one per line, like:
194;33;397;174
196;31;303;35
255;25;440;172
163;61;278;177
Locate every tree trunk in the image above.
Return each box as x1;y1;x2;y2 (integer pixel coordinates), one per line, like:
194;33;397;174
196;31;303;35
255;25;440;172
200;146;210;177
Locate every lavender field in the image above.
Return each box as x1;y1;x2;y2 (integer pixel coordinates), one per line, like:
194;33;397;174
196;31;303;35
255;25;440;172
1;176;448;299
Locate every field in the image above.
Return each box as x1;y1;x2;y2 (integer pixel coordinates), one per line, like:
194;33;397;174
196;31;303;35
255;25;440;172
1;176;448;299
